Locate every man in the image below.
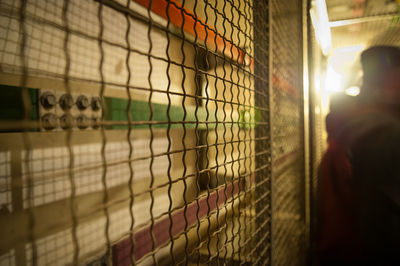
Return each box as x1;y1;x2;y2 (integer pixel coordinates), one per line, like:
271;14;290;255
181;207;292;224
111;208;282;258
349;46;400;265
317;46;400;266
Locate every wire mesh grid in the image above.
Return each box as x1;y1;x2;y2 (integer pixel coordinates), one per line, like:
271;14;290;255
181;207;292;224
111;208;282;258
0;0;277;265
270;0;306;265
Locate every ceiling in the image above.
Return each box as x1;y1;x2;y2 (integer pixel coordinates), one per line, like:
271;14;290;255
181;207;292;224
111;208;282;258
322;0;400;90
327;0;399;21
326;0;400;49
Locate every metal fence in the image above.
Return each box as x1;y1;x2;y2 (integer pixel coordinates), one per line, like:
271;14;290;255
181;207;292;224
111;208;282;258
0;0;307;265
270;0;307;265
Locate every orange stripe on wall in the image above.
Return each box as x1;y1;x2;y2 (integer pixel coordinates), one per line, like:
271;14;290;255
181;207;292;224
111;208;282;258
134;0;252;67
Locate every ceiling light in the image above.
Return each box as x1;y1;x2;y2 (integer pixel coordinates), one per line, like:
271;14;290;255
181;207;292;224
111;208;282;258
310;0;332;55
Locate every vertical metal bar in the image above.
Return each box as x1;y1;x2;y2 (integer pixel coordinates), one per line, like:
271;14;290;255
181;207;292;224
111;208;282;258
97;1;111;262
227;1;240;262
241;1;251;263
302;0;312;264
267;1;274;263
165;1;176;265
203;0;213;261
124;1;136;264
238;1;246;259
225;53;234;265
211;1;221;263
242;0;252;262
192;0;203;264
222;0;231;260
267;1;274;264
62;0;79;264
146;0;158;265
179;0;190;263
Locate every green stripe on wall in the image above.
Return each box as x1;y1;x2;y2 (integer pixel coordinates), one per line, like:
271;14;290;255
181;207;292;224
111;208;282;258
104;97;217;129
104;97;259;130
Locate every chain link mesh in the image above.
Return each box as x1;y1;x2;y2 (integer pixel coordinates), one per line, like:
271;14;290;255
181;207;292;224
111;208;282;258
0;0;308;265
270;0;306;265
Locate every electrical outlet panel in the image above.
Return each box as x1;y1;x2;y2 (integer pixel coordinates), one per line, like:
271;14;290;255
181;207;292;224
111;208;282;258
38;90;103;131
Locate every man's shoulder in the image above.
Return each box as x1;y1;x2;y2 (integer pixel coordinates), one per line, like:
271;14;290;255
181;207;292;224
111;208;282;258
339;109;400;147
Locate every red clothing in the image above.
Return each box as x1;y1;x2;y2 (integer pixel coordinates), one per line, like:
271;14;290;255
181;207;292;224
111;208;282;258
317;138;360;264
316;102;362;265
317;104;400;265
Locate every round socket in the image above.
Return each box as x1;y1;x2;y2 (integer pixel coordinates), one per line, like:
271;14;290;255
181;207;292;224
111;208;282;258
60;94;74;110
60;114;74;130
92;116;101;129
41;113;58;130
91;97;102;111
76;95;89;110
76;114;89;129
40;92;57;109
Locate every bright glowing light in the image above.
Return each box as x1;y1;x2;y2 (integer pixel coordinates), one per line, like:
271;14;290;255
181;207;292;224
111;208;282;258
310;0;332;55
324;66;343;93
335;45;365;54
330;45;365;75
345;86;360;96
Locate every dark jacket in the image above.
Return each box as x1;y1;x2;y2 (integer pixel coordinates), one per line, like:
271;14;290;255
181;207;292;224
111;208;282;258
317;104;400;266
346;109;400;265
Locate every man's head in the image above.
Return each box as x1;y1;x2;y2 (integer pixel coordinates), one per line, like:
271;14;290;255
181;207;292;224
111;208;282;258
360;46;400;109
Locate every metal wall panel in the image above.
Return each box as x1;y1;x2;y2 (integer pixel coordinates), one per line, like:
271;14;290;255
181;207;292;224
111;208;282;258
270;0;307;265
